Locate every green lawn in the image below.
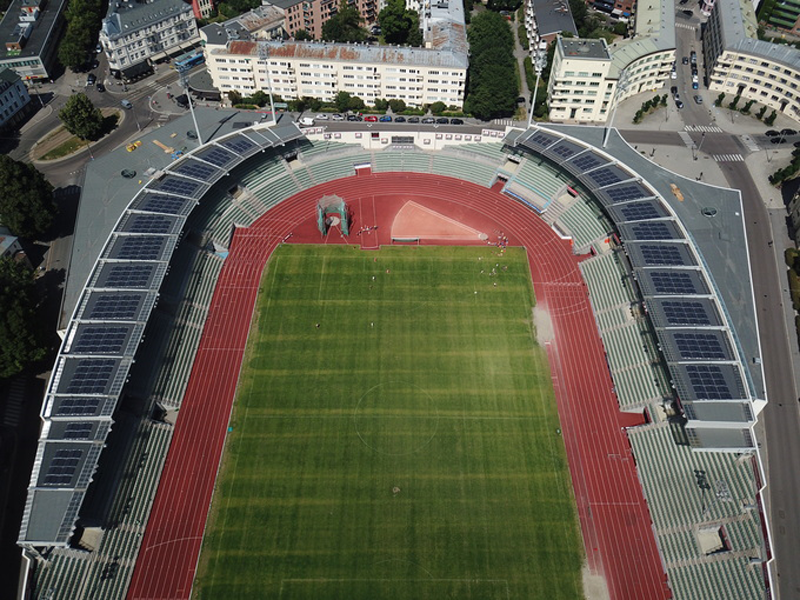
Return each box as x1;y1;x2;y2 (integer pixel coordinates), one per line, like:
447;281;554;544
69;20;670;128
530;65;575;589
194;245;583;600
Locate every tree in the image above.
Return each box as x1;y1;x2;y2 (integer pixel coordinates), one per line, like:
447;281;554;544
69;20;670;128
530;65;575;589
0;156;57;239
374;98;389;111
765;110;777;126
59;93;104;140
58;34;89;70
322;1;367;43
348;95;365;111
430;101;446;115
335;91;352;113
378;0;422;46
294;29;313;40
0;258;47;379
228;90;243;105
464;12;517;120
388;98;406;113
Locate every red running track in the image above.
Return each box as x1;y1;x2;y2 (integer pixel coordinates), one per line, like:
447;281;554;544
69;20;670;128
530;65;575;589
126;172;670;600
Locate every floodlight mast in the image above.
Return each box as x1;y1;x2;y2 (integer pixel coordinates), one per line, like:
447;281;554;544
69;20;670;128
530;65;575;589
258;42;277;125
178;66;203;145
526;45;547;129
602;68;630;148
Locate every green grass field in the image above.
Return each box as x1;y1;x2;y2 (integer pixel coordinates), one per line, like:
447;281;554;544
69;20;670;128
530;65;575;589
194;245;584;600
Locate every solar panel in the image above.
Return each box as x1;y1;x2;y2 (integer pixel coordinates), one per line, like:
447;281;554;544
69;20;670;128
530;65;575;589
602;183;651;203
584;167;622;187
571;153;606;171
617;203;665;222
63;423;94;440
84;293;144;320
672;332;729;360
71;326;129;355
523;131;559;149
173;160;218;182
55;397;102;416
659;300;717;326
197;145;236;167
547;141;583;160
65;359;116;395
684;364;734;399
112;236;166;261
122;214;175;235
220;136;257;155
99;264;155;288
133;194;192;215
156;177;201;197
625;221;679;240
648;271;700;295
635;244;687;266
43;449;83;486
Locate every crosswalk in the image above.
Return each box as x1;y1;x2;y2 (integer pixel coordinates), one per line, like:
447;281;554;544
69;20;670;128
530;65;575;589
685;124;723;133
712;153;745;162
675;22;697;30
492;119;514;127
678;131;694;149
739;134;760;152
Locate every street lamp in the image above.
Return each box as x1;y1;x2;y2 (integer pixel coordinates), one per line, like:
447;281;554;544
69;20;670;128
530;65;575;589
526;44;547;129
603;68;630;148
693;131;706;160
178;65;202;145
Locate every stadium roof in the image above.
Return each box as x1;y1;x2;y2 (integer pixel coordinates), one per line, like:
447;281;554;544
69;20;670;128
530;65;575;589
511;124;764;412
21;115;304;548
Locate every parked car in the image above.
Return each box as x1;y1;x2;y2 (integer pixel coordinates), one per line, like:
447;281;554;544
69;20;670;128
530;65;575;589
407;116;420;123
346;114;359;121
379;115;392;122
436;117;449;124
692;81;699;89
670;86;678;95
331;113;344;121
682;56;689;65
690;50;697;63
315;113;329;120
693;94;702;104
365;115;378;122
394;116;406;123
96;43;102;53
780;128;797;136
682;9;693;16
794;141;800;148
671;70;677;79
422;117;436;124
450;118;464;125
765;130;780;136
87;73;96;86
675;99;684;109
96;82;105;92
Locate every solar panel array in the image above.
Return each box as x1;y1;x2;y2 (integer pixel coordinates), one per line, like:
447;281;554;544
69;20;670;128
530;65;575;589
20;120;305;546
512;127;754;429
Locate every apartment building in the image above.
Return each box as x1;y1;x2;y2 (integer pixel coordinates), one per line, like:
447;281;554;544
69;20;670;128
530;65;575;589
263;0;377;39
201;0;466;106
523;0;577;50
0;67;30;129
547;0;675;123
703;0;800;122
100;0;199;79
0;0;67;80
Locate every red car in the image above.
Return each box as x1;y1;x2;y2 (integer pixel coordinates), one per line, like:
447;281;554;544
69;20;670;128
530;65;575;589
364;115;378;122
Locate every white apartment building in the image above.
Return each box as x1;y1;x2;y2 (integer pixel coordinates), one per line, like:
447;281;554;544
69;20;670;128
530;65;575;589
200;0;467;107
100;0;199;78
547;0;675;123
203;40;466;106
0;67;30;129
703;0;800;122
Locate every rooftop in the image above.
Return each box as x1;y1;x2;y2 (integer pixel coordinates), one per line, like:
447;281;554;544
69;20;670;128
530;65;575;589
559;38;610;60
0;0;68;63
531;0;578;37
102;0;193;40
607;0;676;77
61;110;298;329
214;39;469;69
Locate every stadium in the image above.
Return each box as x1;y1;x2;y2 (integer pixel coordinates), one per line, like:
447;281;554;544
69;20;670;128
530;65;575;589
16;112;773;600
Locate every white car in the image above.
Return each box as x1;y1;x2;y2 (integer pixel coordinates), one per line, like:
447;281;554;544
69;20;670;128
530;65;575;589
331;113;344;121
315;113;329;120
671;70;677;79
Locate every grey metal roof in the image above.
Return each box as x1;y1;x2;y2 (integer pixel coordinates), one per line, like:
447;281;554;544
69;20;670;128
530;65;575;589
532;0;578;37
729;38;800;71
0;0;67;63
102;0;193;39
21;115;304;548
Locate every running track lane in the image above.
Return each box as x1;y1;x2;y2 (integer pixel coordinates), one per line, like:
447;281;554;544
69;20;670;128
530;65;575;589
126;173;669;600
